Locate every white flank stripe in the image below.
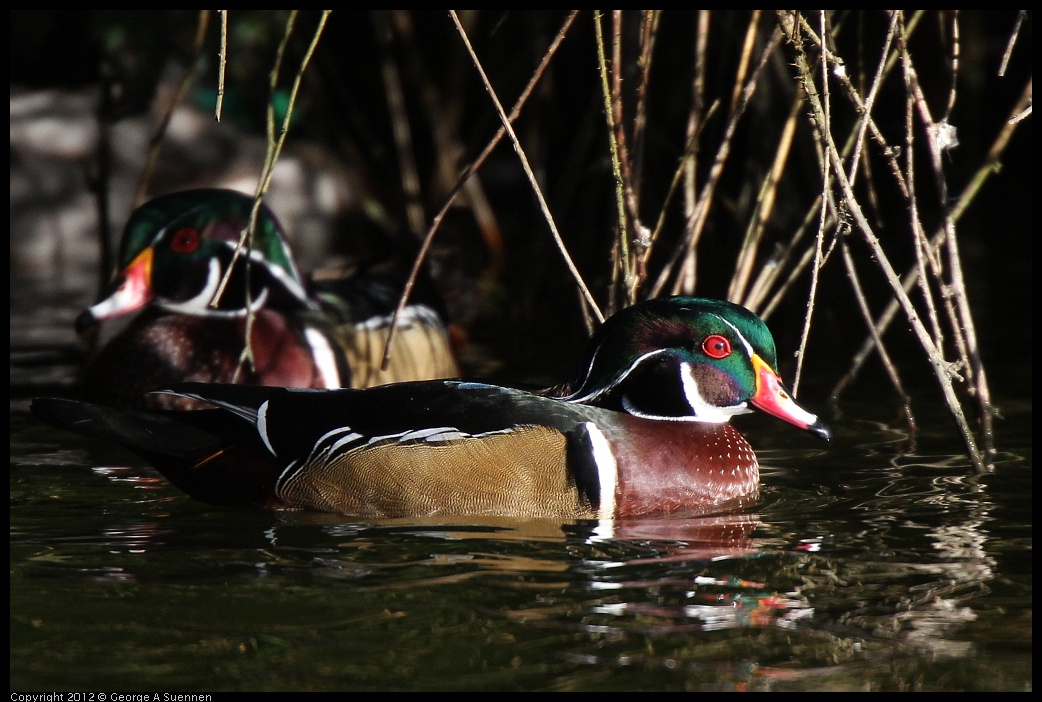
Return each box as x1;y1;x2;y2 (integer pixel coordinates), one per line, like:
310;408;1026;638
303;328;342;387
329;432;365;454
257;400;275;455
583;422;617;520
354;305;443;331
401;427;467;442
314;426;357;448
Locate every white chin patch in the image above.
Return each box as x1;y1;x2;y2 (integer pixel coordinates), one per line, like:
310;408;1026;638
160;258;269;317
618;362;743;423
678;362;748;423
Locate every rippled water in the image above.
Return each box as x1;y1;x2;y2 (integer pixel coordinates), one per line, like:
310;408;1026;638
10;286;1032;692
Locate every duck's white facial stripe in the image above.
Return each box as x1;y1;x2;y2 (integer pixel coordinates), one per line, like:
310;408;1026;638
158;257;223;314
255;246;313;307
679;361;750;422
156;238;313;315
157;257;271;317
620;394;698;421
566;340;607;398
617;362;749;423
568;349;670;403
713;314;755;357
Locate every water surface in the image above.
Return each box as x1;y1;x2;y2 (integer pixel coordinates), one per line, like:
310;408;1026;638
10;285;1032;692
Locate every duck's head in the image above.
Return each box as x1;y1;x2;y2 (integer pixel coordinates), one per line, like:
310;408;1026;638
557;296;831;440
76;188;314;332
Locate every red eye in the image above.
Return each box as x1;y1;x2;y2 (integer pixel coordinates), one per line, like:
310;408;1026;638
702;334;732;359
170;228;200;253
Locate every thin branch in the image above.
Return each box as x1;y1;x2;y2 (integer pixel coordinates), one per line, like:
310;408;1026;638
593;10;633;309
839;235;916;429
777;9;987;474
898;13;996;458
829;76;1027;404
202;11;330;376
729;94;800;306
134;10;212;206
449;10;603;323
791;9;831;396
373;10;427;238
381;10;582;370
998;10;1026;77
630;11;659;203
216;10;227;122
650;13;781;298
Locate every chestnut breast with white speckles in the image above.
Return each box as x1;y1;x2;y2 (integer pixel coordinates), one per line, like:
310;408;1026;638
603;414;760;517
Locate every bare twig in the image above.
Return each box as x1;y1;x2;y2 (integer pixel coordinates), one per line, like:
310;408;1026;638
777;9;988;473
790;10;833;396
134;10;212;206
593;11;633;309
998;10;1026;77
448;10;603;323
650;13;781;299
630;11;659;203
840;235;916;427
373;10;427;239
828;79;1029;403
729;94;800;306
388;9;502;278
216;10;227;122
380;10;582;370
197;11;331;377
897;13;996;460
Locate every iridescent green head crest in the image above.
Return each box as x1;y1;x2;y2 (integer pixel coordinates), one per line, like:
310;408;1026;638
566;296;780;402
119;188;304;285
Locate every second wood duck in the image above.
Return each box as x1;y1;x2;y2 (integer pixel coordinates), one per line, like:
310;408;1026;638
33;297;831;519
76;188;460;409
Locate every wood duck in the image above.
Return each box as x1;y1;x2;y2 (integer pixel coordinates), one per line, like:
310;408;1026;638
76;188;460;409
32;297;831;519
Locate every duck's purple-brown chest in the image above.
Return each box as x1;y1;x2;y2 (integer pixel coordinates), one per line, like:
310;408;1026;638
605;416;759;517
81;310;330;410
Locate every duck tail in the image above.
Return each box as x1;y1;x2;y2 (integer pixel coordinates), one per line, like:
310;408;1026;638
29;396;279;508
